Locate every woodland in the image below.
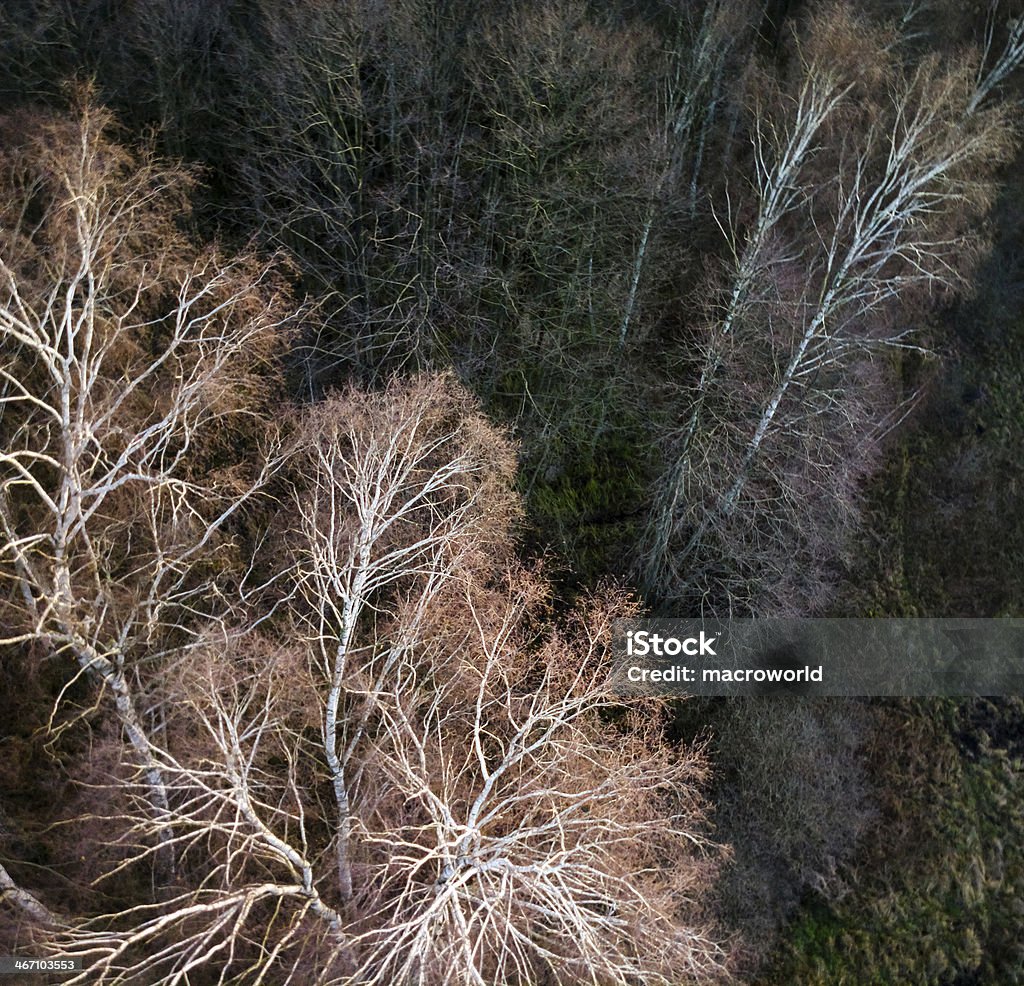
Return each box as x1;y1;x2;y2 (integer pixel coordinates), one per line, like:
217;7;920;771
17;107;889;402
1;0;1023;983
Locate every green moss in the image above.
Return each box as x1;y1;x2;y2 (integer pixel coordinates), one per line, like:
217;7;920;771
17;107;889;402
525;425;648;584
762;701;1024;986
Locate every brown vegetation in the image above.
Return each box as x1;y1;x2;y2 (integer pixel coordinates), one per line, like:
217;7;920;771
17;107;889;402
0;102;728;984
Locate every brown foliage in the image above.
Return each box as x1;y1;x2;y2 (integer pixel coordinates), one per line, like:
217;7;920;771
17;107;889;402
0;101;729;984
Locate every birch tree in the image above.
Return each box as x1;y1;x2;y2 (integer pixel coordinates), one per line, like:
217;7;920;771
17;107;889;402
342;587;726;986
286;376;521;906
969;2;1024;115
0;99;290;862
640;52;853;594
639;4;1020;610
618;0;758;350
44;638;353;985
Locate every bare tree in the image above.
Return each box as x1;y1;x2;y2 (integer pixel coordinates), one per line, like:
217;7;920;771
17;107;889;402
280;377;727;984
969;2;1024;114
639;4;1019;610
640;50;854;594
45;639;351;985
0;98;291;861
0;863;63;928
618;0;759;350
286;376;521;905
343;587;726;986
